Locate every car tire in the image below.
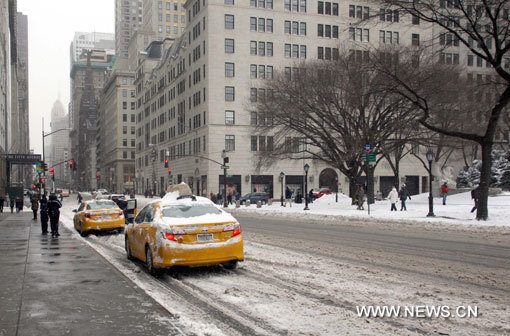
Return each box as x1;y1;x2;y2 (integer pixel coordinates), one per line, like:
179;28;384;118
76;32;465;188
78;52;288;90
125;235;134;260
79;223;89;237
145;245;160;276
222;260;238;270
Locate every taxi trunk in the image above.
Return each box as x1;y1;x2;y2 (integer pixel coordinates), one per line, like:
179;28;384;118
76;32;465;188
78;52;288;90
154;221;244;267
83;209;125;231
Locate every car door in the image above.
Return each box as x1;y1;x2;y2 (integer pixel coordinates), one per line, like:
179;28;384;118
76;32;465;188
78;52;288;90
125;199;137;224
131;206;148;259
74;203;85;230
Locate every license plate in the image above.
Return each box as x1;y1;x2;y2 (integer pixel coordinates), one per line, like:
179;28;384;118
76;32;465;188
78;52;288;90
102;215;110;219
196;233;213;242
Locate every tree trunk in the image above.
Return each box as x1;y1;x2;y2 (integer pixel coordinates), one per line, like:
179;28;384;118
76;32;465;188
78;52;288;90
476;141;492;220
394;161;400;191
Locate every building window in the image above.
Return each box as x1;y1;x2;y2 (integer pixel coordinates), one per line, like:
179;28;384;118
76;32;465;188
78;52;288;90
259;65;265;79
285;44;291;58
412;34;420;46
250;17;257;31
225;110;235;124
251;64;257;78
251;136;258;151
267;42;273;56
412;14;420;24
123;151;128;159
250;112;258;125
123;139;127;147
258;18;265;32
250;41;257;55
225;86;235;101
250;88;258;102
267;19;273;32
225;0;234;4
123;114;127;122
225;62;235;77
285;20;291;34
225;38;234;53
300;45;307;59
225;14;234;29
267;65;273;79
300;22;306;35
259;41;266;56
225;135;235;151
123;126;127;134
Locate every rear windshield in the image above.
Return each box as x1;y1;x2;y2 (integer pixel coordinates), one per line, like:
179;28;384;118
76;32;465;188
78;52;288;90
87;201;117;210
162;204;222;218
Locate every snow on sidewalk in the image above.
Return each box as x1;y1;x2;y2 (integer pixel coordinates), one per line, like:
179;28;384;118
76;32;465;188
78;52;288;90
227;191;510;231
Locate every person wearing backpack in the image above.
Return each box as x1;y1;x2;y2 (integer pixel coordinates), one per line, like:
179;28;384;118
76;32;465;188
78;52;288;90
47;194;62;237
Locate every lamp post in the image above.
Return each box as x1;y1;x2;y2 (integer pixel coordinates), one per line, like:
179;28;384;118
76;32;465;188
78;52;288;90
150;145;157;196
279;172;285;206
221;150;229;208
304;163;310;210
426;149;435;217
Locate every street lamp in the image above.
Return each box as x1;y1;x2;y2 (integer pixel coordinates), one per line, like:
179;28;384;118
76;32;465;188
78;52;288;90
279;172;285;206
304;163;310;211
221;150;229;208
150;144;157;197
426;149;435;217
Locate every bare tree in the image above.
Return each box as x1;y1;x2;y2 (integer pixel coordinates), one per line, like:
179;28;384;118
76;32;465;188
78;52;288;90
377;1;509;219
251;53;416;200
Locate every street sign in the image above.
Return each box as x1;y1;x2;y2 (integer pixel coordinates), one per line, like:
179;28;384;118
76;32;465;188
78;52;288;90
361;153;376;162
220;165;230;169
49;168;55;175
36;162;43;173
3;154;41;164
363;144;373;154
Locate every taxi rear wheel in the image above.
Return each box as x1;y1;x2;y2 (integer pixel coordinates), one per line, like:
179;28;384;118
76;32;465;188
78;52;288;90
125;235;134;260
222;260;238;270
79;223;89;237
145;245;160;276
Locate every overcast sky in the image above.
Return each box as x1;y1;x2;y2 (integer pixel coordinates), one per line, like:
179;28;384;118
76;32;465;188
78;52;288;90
17;0;114;155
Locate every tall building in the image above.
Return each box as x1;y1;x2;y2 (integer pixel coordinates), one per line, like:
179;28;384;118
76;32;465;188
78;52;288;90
115;0;144;59
70;50;114;190
70;31;115;65
132;0;458;199
143;0;187;41
48;100;70;189
96;59;136;193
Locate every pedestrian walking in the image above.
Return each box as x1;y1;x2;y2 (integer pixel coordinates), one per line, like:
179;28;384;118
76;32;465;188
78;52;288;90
235;191;240;202
227;192;232;205
441;182;449;205
160;189;166;198
0;195;4;213
31;195;40;220
398;184;411;211
47;194;62;237
40;195;49;234
77;193;83;204
15;197;23;213
285;187;292;207
309;189;314;204
388;187;399;211
10;197;15;213
355;185;365;210
59;193;63;202
471;186;479;213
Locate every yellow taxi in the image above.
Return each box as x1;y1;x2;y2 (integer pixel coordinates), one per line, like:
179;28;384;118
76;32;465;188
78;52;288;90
124;184;244;275
73;200;125;237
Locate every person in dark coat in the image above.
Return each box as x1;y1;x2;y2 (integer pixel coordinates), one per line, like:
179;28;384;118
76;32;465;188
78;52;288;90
309;189;314;204
15;197;23;213
39;195;49;234
471;186;479;213
10;197;15;213
47;194;62;237
285;187;292;207
0;195;4;212
355;185;365;210
77;193;82;204
227;192;232;205
399;184;411;211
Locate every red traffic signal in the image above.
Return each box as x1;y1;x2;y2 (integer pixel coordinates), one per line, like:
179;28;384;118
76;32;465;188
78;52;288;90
168;168;172;175
49;168;54;175
96;173;100;180
164;159;169;168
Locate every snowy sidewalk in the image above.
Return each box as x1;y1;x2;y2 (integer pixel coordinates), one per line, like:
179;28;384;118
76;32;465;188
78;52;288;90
0;211;184;336
227;191;510;231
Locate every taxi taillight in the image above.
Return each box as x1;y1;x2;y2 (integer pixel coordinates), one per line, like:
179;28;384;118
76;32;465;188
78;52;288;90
164;233;176;241
224;223;242;237
85;213;92;219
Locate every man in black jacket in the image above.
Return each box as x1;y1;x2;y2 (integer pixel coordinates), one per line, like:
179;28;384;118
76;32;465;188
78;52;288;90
39;195;49;234
47;194;62;237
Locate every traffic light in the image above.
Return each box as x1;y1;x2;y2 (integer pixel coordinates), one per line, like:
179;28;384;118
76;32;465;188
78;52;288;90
49;168;54;175
164;159;169;168
223;156;229;164
96;173;100;180
42;162;48;172
168;168;172;175
69;160;73;169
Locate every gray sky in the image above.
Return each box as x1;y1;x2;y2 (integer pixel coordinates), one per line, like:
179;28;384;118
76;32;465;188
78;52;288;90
17;0;114;155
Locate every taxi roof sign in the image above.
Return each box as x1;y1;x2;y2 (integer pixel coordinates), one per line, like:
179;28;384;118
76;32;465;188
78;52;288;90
167;182;193;197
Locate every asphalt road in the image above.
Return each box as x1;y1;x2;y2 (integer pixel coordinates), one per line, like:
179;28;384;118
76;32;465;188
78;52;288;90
235;212;510;301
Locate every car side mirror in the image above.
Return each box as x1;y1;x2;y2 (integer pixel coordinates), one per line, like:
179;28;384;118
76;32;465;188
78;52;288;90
72;209;77;213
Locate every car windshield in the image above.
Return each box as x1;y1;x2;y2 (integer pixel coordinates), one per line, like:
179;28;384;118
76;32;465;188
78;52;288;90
87;201;117;210
243;193;251;198
162;204;222;218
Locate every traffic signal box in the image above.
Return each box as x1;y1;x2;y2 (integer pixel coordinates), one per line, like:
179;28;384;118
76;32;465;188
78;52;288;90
96;173;100;180
168;168;172;175
164;159;169;168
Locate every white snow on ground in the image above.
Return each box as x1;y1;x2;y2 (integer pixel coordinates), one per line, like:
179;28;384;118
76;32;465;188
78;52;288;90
58;195;510;335
228;191;510;231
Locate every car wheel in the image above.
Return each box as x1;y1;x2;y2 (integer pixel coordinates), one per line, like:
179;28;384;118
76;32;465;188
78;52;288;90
125;235;134;261
222;260;238;270
145;245;160;276
79;223;89;237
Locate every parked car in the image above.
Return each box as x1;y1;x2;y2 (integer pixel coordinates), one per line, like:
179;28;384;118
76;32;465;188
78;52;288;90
73;200;125;237
313;187;332;199
239;192;269;205
124;183;243;275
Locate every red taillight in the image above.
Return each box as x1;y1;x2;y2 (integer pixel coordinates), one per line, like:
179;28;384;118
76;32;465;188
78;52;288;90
224;223;242;237
85;213;91;219
119;211;124;216
164;233;176;241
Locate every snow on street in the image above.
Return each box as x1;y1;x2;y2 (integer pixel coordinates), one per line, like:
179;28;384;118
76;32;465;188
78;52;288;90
59;195;510;335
